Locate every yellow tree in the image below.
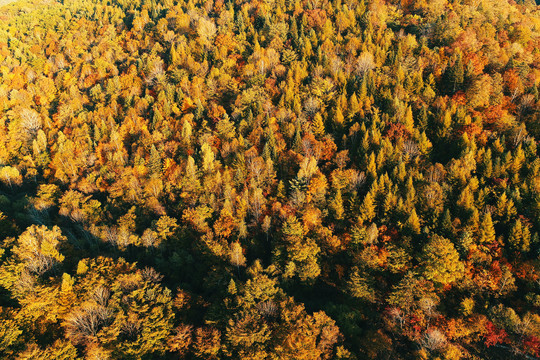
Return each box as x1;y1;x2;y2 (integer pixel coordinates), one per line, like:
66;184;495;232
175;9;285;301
421;235;464;286
279;216;321;283
478;212;496;244
12;225;66;276
0;166;22;188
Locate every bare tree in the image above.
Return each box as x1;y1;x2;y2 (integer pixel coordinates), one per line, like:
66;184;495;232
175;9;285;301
403;140;420;158
304;97;320;116
257;301;278;318
142;267;164;283
388;307;405;330
20;108;41;134
356;52;375;76
91;287;110;307
121;320;141;340
421;328;447;351
66;305;113;343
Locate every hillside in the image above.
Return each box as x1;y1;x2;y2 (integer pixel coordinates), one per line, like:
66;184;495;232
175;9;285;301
0;0;539;359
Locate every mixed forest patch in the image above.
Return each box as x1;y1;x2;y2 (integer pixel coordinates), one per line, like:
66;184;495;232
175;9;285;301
0;0;539;358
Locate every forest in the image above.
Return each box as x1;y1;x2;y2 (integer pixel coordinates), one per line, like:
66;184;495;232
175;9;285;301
0;0;539;358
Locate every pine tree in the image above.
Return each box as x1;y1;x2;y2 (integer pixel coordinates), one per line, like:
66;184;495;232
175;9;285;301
457;186;474;215
347;267;375;302
169;44;180;67
367;152;377;179
349;93;360;119
482;148;493;178
280;216;321;282
330;189;345;220
417;131;432;155
57;273;76;316
442;52;464;94
507;219;519;248
276;180;286;200
406;208;421;235
418;105;428;131
441;209;454;236
479;212;496;244
438;110;452;138
181;118;192;144
359;192;376;224
201;143;216;172
404;106;414;133
292;127;302;152
511;145;525;174
264;126;277;160
452;53;464;92
230;242;247;269
148;145;162;175
312;113;325;139
333;106;345;129
467;208;480;234
508;219;530;252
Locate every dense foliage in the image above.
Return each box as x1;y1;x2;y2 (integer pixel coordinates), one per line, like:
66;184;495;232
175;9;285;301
0;0;539;358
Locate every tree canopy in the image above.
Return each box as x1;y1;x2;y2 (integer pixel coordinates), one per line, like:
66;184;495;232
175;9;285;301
0;0;539;358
